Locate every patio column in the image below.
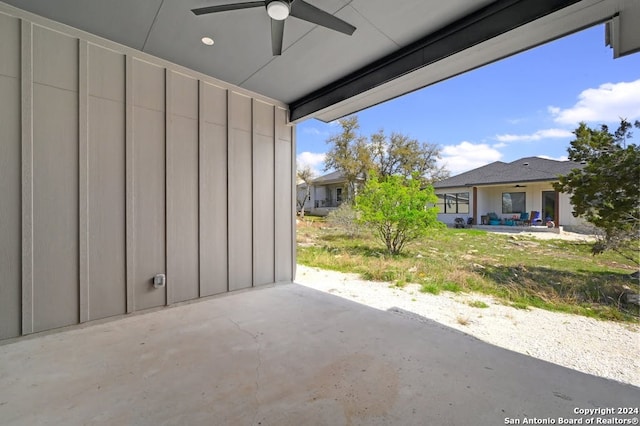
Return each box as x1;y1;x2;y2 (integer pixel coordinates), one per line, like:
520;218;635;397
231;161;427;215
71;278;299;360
555;190;560;227
472;187;478;225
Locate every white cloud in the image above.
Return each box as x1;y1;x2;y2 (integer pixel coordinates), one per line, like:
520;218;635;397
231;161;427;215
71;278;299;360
492;142;507;149
439;141;502;175
302;127;324;136
495;128;573;142
549;79;640;125
296;151;326;176
538;154;569;162
300;120;340;137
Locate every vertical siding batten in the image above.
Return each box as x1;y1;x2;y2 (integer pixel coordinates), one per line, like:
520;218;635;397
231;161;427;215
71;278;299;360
165;69;173;305
198;80;203;298
125;55;135;314
290;115;296;282
197;81;202;298
227;90;232;291
251;98;255;287
252;98;257;286
78;39;89;323
21;19;34;335
273;105;277;284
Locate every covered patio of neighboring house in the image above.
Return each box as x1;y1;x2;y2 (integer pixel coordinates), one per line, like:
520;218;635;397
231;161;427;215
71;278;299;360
298;171;362;216
433;157;591;233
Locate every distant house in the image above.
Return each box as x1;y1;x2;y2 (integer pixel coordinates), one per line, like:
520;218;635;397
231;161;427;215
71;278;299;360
297;171;363;216
432;157;589;231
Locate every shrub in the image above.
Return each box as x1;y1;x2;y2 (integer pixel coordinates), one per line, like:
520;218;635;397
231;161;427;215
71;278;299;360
355;174;442;255
326;203;361;237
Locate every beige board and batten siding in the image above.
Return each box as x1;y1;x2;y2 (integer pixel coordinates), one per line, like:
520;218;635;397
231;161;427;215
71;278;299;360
228;92;254;291
0;5;295;341
32;25;80;332
0;12;21;339
275;107;294;282
199;82;229;297
167;71;200;304
253;100;276;287
86;43;127;320
131;59;167;312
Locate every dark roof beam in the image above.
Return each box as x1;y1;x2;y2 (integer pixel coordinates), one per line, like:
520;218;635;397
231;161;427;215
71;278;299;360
289;0;582;121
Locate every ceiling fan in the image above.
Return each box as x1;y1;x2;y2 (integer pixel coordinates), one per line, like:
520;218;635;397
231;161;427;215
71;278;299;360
192;0;356;56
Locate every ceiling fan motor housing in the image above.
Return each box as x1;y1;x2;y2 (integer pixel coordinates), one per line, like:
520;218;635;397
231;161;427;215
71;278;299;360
192;0;355;56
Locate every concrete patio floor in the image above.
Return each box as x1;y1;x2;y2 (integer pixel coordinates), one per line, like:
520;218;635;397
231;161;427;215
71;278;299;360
1;283;638;426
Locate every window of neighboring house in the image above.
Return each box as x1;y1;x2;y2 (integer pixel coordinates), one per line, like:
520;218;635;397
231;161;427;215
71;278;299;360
502;192;526;213
436;192;469;214
336;188;342;203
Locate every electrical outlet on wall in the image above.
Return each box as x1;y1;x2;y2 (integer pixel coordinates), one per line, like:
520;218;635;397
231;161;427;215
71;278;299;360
153;274;166;289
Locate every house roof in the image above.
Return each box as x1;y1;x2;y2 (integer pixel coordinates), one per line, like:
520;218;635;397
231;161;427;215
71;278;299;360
433;157;583;189
312;171;347;185
2;1;635;123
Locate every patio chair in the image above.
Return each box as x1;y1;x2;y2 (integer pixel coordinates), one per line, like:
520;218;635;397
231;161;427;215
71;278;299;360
518;212;529;226
487;212;501;225
529;210;541;226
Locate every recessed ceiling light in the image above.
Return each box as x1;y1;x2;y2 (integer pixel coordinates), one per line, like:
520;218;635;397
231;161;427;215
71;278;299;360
201;36;214;46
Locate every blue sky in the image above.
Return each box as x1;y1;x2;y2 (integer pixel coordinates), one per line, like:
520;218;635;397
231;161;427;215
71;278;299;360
296;24;640;176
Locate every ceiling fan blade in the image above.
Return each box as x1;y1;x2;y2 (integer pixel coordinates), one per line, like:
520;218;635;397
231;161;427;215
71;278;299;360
192;1;265;16
271;18;285;55
289;0;356;35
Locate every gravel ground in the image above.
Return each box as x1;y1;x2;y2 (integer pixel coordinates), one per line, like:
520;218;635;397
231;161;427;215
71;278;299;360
489;228;597;242
295;263;640;387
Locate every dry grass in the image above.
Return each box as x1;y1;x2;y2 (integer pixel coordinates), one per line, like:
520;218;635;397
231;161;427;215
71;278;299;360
456;315;471;326
297;217;639;322
468;300;490;309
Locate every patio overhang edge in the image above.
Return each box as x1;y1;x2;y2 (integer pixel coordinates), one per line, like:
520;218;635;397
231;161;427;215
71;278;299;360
288;0;582;122
434;178;564;190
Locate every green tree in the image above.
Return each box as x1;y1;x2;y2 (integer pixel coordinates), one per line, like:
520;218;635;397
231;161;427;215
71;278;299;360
355;174;442;255
324;116;449;203
553;119;640;265
323;116;372;202
369;130;449;183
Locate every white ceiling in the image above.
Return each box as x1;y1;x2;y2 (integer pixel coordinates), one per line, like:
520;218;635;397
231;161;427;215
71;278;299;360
0;0;493;100
1;0;637;122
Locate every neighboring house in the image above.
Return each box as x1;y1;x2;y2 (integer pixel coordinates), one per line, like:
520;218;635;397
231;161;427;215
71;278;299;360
297;171;363;216
433;157;589;231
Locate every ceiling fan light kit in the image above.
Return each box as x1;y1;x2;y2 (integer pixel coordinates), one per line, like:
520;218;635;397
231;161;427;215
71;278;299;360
192;0;356;56
267;1;289;20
